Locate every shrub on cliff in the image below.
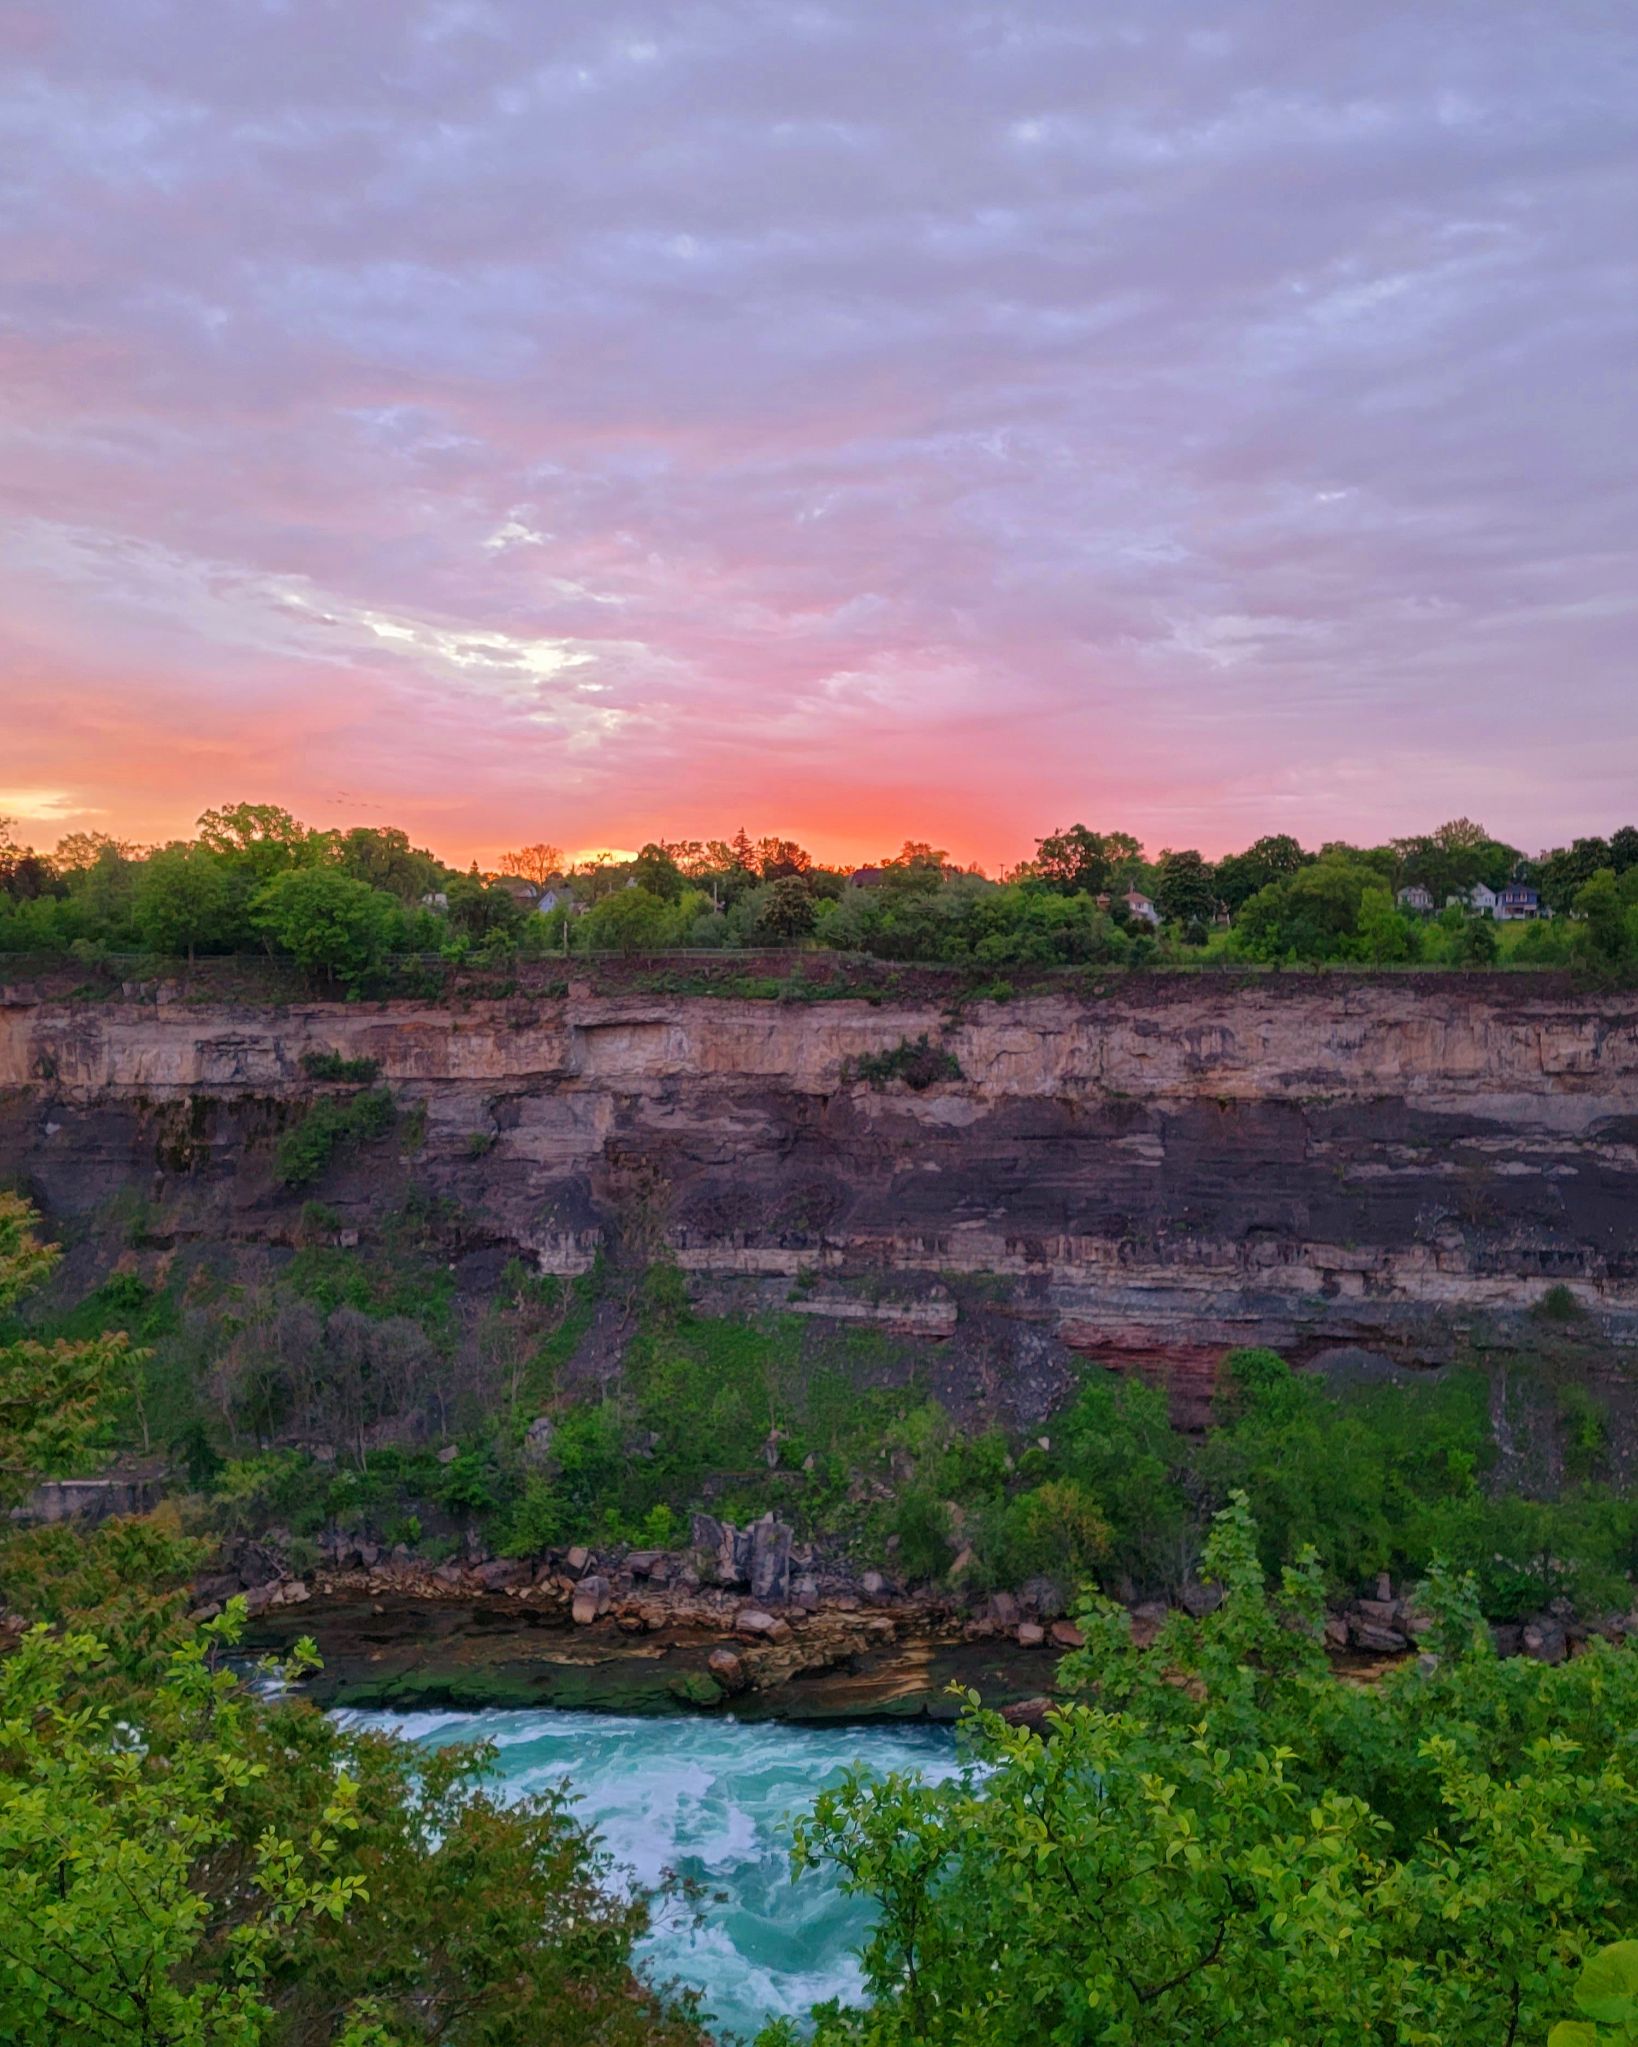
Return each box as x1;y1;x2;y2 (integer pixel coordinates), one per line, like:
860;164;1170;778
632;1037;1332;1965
275;1089;396;1186
846;1035;963;1089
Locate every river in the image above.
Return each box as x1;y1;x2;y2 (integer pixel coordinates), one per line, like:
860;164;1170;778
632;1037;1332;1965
347;1707;963;2041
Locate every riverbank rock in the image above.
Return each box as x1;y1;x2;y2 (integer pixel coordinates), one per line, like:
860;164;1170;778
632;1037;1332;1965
734;1607;793;1643
571;1575;610;1625
707;1647;747;1694
1522;1616;1568;1664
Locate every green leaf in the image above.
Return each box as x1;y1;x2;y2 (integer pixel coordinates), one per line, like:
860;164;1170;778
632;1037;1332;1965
1577;1941;1638;2025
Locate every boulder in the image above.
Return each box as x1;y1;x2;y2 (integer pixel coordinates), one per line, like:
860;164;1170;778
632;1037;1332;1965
999;1696;1054;1732
1020;1575;1067;1621
706;1647;747;1693
1349;1619;1409;1654
564;1545;592;1578
474;1559;529;1592
521;1415;555;1468
749;1514;794;1605
734;1607;793;1643
1049;1620;1084;1650
1016;1621;1046;1648
861;1570;888;1599
694;1514;752;1588
1178;1580;1223;1619
1522;1616;1568;1665
624;1551;663;1579
571;1575;610;1625
235;1543;284;1590
436;1443;460;1465
987;1591;1019;1629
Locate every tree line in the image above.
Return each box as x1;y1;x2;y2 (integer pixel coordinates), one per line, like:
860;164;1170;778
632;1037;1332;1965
5;804;1638;983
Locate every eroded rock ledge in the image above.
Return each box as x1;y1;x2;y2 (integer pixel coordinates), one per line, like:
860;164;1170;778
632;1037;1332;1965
4;976;1637;1416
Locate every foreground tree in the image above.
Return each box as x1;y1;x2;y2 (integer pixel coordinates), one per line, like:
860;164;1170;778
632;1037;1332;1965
771;1497;1638;2046
0;1197;708;2045
0;1193;133;1505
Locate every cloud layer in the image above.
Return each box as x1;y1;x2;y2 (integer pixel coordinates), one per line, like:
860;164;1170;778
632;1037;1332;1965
3;2;1635;863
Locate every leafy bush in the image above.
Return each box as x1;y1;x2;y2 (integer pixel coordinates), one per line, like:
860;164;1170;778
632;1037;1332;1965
846;1035;963;1089
274;1088;396;1186
886;1486;955;1581
299;1049;382;1083
786;1501;1638;2047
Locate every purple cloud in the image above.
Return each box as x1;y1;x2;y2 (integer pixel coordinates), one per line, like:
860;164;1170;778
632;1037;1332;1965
2;1;1635;862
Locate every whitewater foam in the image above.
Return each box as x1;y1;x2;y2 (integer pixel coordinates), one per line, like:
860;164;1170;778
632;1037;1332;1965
343;1707;961;2040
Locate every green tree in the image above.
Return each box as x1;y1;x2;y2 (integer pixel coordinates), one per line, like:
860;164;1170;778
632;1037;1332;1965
578;885;680;952
777;1501;1638;2047
1572;870;1636;977
133;844;233;961
628;844;687;902
1233;856;1384;962
1214;833;1310;912
755;875;817;942
1355;883;1418;963
0;1195;133;1508
195;802;319;882
443;870;527;947
334;827;443;904
1029;824;1120;897
1154;848;1217;926
252;867;400;991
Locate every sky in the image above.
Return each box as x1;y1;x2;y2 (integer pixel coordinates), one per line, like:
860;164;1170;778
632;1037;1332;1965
2;2;1636;871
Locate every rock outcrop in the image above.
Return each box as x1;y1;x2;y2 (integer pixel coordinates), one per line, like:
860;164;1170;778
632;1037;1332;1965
4;974;1637;1419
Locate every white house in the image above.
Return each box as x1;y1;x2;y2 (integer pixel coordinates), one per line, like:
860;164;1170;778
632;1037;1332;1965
1124;889;1161;928
1446;882;1498;917
1396;884;1435;915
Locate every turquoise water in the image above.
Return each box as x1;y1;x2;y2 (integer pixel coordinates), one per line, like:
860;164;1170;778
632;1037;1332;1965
348;1709;961;2041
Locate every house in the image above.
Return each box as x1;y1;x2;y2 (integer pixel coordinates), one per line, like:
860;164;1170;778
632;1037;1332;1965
1495;884;1542;922
1124;889;1161;928
1396;884;1435;915
1451;882;1499;917
847;866;886;888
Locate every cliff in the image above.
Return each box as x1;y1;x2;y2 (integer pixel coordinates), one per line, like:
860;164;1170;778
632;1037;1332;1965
4;974;1637;1417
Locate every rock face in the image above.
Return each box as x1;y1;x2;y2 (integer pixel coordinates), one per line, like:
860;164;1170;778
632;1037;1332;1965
4;975;1638;1418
